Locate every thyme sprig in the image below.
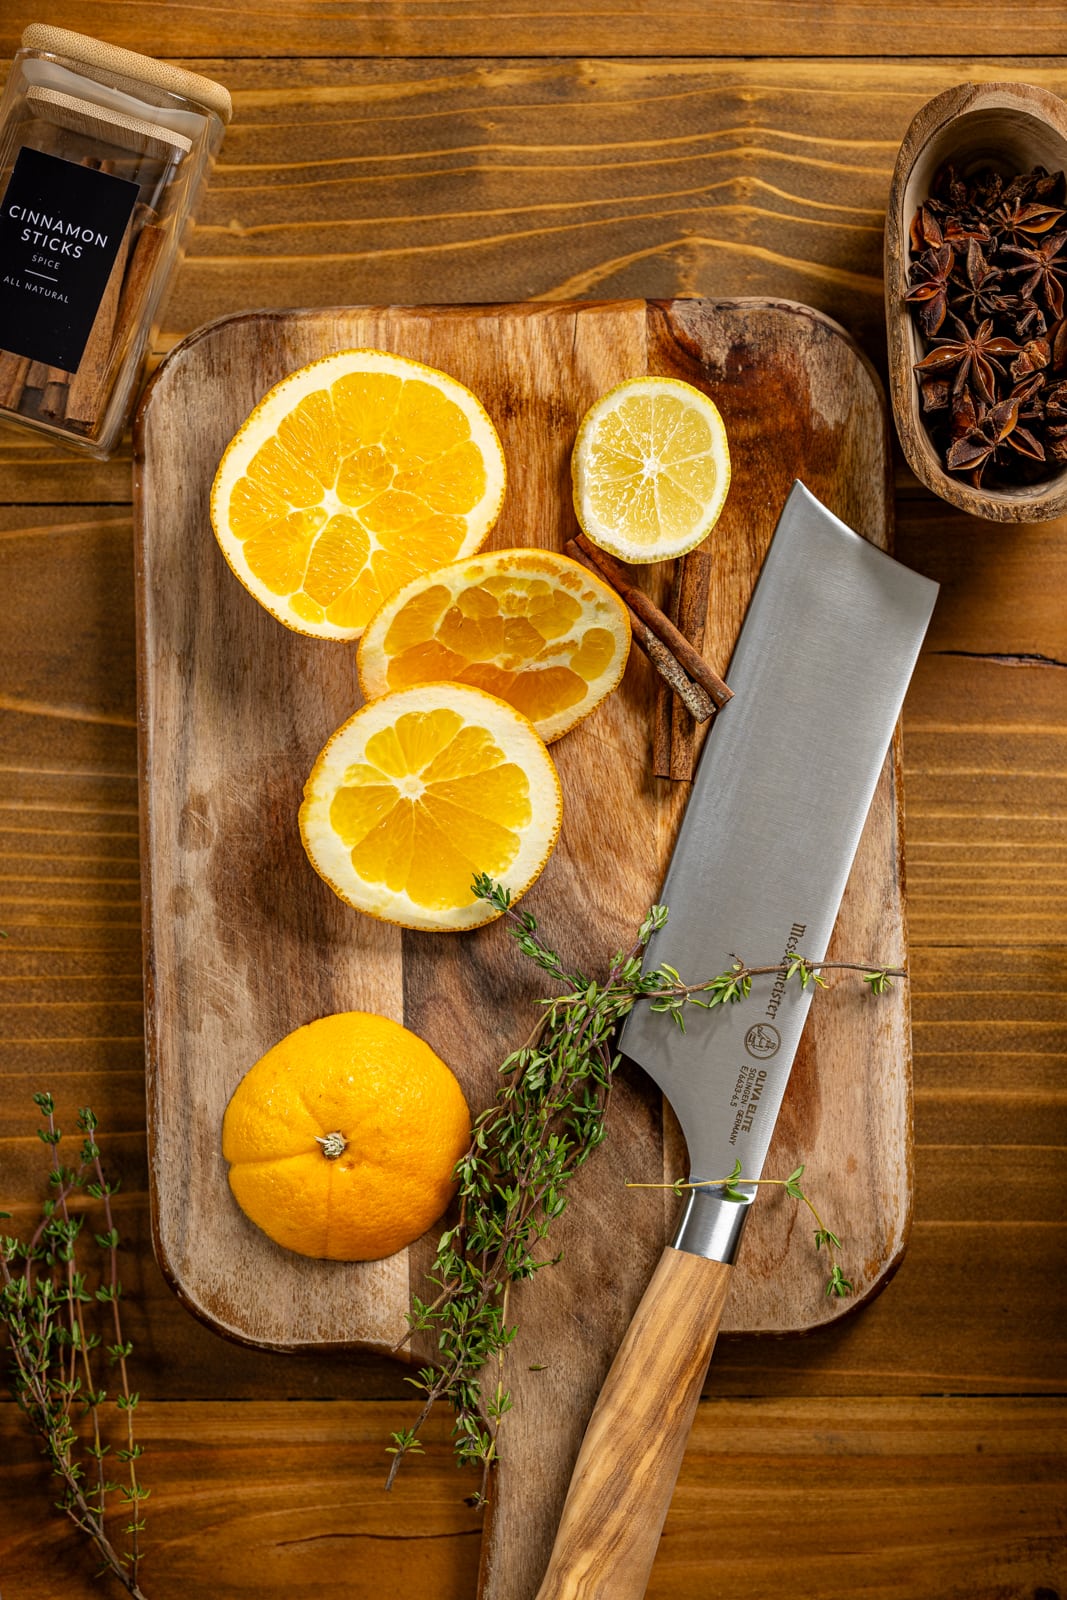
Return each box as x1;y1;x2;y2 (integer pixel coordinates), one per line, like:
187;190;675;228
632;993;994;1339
387;878;898;1501
627;1159;853;1297
1;1093;148;1599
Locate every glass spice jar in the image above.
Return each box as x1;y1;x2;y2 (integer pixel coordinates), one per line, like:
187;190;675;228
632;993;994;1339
0;25;230;458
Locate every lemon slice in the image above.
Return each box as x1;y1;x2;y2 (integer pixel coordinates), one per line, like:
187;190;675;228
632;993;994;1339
299;683;562;931
210;349;507;640
571;376;730;563
357;548;631;743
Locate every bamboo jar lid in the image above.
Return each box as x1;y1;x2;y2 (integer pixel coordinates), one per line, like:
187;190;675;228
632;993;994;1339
20;24;232;125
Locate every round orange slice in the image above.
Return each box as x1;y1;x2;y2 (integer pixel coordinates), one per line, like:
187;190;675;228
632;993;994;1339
299;682;562;931
356;548;631;743
572;375;730;563
210;349;507;640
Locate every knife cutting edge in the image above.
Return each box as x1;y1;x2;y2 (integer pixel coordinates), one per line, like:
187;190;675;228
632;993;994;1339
533;481;939;1600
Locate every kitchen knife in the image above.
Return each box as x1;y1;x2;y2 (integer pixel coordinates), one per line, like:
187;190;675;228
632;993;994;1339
534;481;938;1600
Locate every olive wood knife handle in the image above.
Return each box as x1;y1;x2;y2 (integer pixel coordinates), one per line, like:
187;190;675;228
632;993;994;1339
534;1245;731;1600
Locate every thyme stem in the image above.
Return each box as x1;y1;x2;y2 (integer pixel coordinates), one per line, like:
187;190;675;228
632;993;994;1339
1;1096;148;1597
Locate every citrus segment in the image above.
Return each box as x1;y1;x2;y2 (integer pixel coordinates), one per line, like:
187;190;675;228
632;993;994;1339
357;549;631;743
299;683;562;930
571;376;730;563
222;1011;471;1261
210;350;507;640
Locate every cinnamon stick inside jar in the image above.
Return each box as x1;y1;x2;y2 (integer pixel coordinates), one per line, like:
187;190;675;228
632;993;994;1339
0;352;31;411
65;205;164;434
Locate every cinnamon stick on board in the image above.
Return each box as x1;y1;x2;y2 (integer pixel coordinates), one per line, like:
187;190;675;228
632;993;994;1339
651;570;683;779
564;538;718;725
572;532;731;709
668;543;715;781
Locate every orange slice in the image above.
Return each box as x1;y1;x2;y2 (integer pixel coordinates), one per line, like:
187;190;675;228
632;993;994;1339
572;376;730;563
356;548;631;743
210;349;507;640
299;683;562;931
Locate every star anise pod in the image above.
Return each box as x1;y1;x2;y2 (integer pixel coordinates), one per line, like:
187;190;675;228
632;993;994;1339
930;163;973;215
942;213;993;248
919;374;951;412
1049;317;1067;372
1011;369;1046;413
1010;372;1048;443
946;396;1044;486
995;293;1049;341
1045;377;1067;462
1002;231;1067;321
1046;378;1067;420
990;196;1066;245
926;167;991;244
1003;166;1066;209
1010;336;1051;383
948;386;986;443
948;239;1004;325
914;315;1023;403
909;204;944;253
905;242;955;338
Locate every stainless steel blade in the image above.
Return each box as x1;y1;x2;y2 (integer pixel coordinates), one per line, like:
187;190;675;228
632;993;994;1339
619;481;938;1259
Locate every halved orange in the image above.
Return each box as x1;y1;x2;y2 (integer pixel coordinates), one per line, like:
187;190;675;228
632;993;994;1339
356;548;631;743
210;349;507;640
299;682;562;931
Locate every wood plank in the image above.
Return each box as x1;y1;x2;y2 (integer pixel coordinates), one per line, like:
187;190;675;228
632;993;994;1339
895;497;1067;657
0;37;1063;1600
654;1396;1067;1600
0;1397;1062;1599
711;1221;1067;1394
3;8;1067;59
901;655;1067;946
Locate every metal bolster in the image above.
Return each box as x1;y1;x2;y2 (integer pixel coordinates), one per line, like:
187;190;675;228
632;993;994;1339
670;1182;755;1263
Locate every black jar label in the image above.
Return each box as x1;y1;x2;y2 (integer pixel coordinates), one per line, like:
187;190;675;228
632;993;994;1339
0;147;140;371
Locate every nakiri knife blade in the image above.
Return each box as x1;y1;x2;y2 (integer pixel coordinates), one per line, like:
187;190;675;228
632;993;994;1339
534;481;938;1600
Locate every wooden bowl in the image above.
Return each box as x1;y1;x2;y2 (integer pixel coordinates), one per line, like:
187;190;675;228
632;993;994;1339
885;81;1067;522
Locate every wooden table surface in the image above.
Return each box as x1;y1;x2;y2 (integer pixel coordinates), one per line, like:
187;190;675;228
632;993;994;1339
1;8;1065;1598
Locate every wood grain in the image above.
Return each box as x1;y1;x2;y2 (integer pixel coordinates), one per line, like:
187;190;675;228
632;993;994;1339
0;1397;1063;1599
532;1251;731;1600
1;19;1065;1597
4;6;1067;58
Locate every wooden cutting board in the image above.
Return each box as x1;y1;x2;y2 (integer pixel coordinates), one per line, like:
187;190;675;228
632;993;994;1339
134;297;910;1599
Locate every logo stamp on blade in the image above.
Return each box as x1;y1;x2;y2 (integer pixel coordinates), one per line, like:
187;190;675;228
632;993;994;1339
744;1022;781;1060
